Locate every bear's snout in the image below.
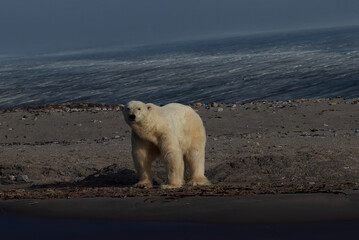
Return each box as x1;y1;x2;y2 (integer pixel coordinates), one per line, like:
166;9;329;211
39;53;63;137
129;114;136;121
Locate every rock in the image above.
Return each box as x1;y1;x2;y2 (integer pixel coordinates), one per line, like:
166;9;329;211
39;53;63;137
16;175;30;182
217;107;224;112
211;103;218;108
8;175;16;181
300;132;310;136
355;129;359;133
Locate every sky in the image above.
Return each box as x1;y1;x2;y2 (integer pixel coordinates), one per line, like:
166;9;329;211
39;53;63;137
1;0;359;54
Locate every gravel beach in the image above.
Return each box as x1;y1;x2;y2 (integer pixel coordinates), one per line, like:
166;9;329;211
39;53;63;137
0;97;358;198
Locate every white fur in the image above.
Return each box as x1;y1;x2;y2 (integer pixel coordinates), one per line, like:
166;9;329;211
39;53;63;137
121;101;210;188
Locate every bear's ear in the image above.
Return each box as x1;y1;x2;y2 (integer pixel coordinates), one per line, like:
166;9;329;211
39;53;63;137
146;103;153;110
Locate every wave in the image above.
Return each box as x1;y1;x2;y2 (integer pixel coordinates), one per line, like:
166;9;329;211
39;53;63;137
0;27;359;109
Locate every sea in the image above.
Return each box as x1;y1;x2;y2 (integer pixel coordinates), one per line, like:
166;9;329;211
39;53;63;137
0;26;359;110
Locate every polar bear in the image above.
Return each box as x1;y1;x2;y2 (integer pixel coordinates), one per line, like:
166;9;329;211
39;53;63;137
120;100;210;189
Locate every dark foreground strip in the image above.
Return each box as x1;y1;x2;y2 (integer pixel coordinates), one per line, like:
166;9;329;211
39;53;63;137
1;183;358;200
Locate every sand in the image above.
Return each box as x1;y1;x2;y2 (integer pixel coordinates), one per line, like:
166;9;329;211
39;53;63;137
0;97;358;198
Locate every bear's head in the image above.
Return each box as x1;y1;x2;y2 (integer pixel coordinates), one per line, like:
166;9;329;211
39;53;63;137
120;101;152;125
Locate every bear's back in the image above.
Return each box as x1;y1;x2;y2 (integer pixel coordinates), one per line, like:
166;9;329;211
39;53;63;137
162;103;191;114
161;103;204;137
162;103;198;123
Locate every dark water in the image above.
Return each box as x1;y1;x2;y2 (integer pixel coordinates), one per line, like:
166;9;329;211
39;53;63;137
1;26;359;110
1;213;358;240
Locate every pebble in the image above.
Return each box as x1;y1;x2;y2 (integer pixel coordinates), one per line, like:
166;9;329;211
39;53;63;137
323;124;329;127
355;129;359;133
300;132;310;136
217;107;224;112
211;103;218;108
16;175;30;182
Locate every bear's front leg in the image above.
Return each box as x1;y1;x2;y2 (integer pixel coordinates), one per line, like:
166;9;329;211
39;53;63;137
132;134;156;188
161;148;185;189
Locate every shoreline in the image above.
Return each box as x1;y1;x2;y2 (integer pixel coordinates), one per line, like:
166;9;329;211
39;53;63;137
1;97;359;113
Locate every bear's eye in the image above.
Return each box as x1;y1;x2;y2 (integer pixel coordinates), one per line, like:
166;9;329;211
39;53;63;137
138;108;141;111
126;107;130;111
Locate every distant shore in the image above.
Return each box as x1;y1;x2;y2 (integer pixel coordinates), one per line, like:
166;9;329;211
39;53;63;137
0;97;358;199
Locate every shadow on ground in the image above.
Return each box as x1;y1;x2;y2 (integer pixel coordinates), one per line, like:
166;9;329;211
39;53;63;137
31;164;139;189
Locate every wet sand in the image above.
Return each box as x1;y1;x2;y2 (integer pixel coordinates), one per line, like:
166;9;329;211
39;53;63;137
1;192;359;239
2;192;359;224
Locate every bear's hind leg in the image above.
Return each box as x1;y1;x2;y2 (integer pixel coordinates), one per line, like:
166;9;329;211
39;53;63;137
186;148;211;186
